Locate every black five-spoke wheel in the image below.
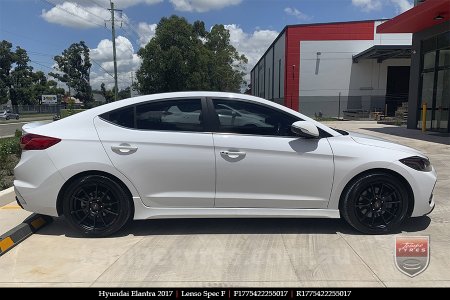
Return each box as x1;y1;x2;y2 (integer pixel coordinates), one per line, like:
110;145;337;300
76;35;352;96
341;172;409;234
63;175;132;237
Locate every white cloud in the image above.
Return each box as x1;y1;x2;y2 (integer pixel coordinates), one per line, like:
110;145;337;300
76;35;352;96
224;24;279;82
351;0;382;12
390;0;413;13
90;36;141;89
41;2;111;28
48;0;162;9
170;0;242;12
41;0;161;28
137;22;157;47
284;7;312;21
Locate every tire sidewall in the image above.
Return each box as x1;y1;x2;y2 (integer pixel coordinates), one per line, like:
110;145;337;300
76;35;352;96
341;173;409;234
62;175;131;237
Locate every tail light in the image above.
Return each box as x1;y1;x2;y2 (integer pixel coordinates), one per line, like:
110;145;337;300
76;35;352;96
20;134;61;150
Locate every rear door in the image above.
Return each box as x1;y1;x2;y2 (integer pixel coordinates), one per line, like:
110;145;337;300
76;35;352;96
94;98;215;208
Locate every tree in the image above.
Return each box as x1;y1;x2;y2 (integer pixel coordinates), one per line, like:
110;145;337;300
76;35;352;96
206;25;247;92
10;46;34;106
50;41;93;106
31;71;65;102
136;16;247;95
118;87;131;100
0;41;14;105
100;82;114;103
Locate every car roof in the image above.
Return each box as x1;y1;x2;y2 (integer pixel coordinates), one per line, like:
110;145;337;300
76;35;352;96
47;91;342;137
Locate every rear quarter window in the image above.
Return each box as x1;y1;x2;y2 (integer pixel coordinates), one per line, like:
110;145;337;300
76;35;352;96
100;106;135;129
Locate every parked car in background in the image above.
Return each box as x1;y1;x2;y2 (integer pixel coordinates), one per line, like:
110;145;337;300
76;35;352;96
14;92;436;237
0;110;20;120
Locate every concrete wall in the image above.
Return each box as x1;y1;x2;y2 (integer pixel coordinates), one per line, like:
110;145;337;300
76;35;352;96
264;47;273;99
273;32;285;101
252;31;286;102
298;28;412;117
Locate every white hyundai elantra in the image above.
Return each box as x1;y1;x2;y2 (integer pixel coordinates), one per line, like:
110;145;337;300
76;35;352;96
14;92;436;237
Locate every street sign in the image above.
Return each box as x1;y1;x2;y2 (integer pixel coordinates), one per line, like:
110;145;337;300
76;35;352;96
41;95;57;105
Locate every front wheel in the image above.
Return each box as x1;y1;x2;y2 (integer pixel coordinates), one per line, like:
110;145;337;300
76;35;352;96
15;116;19;120
5;116;9;120
63;175;132;237
340;172;410;234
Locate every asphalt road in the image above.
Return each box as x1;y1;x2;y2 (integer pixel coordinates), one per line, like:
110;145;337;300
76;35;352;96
0;118;51;138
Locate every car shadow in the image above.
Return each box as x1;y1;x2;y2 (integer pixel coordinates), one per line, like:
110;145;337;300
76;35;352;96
35;215;432;238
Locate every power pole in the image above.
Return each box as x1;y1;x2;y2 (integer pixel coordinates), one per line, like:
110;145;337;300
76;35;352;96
130;71;133;98
108;1;121;101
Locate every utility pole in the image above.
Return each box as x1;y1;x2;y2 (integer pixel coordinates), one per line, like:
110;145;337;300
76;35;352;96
108;1;121;101
130;71;133;98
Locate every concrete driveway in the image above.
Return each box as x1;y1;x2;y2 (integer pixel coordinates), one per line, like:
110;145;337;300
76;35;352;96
0;121;449;287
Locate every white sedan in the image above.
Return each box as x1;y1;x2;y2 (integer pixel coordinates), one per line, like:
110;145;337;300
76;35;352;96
14;92;436;237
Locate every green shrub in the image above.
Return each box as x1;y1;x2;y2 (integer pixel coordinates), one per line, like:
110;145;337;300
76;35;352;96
60;109;86;118
0;136;21;188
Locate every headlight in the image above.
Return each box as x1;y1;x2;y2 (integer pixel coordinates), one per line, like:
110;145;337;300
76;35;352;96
400;156;432;172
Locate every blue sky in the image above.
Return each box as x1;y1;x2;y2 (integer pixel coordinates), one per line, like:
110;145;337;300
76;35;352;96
0;0;413;89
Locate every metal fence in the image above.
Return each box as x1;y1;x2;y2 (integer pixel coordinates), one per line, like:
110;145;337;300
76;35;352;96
1;104;84;115
298;96;408;121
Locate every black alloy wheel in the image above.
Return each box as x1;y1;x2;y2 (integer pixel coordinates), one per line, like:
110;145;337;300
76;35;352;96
63;175;132;237
341;172;409;234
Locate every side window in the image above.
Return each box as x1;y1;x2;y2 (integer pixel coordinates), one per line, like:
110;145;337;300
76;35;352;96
101;106;135;129
136;99;204;132
212;99;300;136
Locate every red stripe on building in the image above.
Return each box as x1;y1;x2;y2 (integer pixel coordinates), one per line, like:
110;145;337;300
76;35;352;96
284;22;375;110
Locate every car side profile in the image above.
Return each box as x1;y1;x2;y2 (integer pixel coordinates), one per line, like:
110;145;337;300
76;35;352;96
0;110;20;120
14;92;436;237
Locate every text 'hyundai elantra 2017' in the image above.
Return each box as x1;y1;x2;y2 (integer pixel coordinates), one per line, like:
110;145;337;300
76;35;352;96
14;92;436;237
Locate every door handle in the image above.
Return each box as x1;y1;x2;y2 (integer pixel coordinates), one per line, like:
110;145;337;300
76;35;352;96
220;150;246;158
111;143;138;155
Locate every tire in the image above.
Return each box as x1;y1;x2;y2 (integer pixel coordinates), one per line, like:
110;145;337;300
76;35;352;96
62;175;132;237
15;116;19;120
5;116;9;120
340;172;409;234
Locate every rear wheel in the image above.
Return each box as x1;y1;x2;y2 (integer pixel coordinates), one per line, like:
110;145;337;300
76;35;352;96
5;116;9;120
340;172;409;234
63;175;132;237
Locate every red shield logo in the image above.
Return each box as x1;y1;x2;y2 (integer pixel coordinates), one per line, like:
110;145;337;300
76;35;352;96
395;236;430;277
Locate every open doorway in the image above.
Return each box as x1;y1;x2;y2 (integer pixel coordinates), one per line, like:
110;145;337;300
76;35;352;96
385;66;410;116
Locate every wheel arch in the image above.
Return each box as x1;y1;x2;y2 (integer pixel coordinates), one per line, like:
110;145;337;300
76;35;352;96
56;170;135;218
338;168;414;217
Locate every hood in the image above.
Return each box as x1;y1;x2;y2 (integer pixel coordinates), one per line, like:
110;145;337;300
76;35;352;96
349;131;426;157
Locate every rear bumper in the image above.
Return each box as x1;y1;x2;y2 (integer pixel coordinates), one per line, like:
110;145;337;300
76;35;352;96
14;150;65;216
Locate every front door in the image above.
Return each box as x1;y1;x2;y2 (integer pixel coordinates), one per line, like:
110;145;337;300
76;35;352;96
210;98;334;209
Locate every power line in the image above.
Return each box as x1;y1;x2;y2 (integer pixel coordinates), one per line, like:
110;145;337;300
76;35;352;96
29;60;54;70
85;0;105;8
91;59;115;79
73;1;109;24
121;20;141;40
27;49;115;79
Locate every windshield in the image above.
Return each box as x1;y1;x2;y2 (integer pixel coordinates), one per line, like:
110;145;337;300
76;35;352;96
332;128;349;136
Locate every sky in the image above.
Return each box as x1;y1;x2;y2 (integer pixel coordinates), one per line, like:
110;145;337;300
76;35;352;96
0;0;414;90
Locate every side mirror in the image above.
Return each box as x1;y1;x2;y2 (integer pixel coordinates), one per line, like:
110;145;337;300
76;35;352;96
291;121;320;138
